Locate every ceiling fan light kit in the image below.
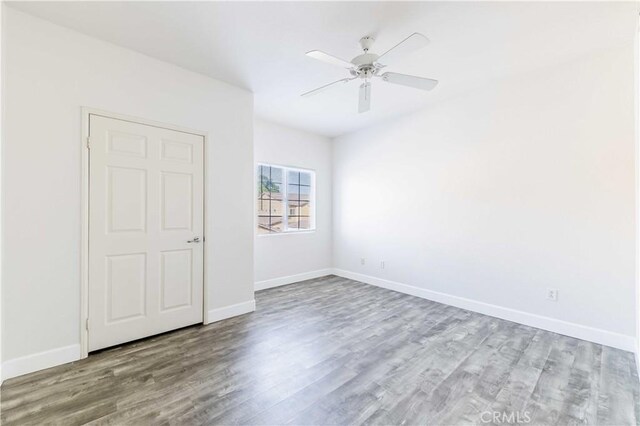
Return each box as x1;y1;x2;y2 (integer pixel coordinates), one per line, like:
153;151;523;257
302;32;438;113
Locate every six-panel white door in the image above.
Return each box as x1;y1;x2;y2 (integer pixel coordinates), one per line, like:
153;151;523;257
88;115;204;351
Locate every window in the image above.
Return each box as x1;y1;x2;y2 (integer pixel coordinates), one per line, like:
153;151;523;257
257;164;314;234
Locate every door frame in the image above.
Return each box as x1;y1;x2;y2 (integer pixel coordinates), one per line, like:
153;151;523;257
80;107;209;358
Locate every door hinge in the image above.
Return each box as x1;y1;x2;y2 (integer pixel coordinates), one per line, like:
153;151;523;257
86;136;91;149
86;318;89;330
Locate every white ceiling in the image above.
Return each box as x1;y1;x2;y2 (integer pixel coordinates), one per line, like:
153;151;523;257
8;1;639;137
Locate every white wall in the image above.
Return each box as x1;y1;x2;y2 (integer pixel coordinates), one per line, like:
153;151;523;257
254;120;332;287
2;7;254;372
333;43;637;347
635;24;640;370
0;2;4;384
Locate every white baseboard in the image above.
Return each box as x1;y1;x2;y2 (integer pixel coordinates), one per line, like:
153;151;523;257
332;268;636;352
2;300;256;382
2;344;81;382
1;301;256;382
2;273;634;382
206;300;256;324
255;268;333;291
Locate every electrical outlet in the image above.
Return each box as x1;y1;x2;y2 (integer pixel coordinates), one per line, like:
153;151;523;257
380;261;385;269
360;258;365;266
546;288;558;302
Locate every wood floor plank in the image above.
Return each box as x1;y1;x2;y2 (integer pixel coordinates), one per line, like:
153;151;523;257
364;315;499;425
556;339;602;425
429;321;537;425
1;275;638;425
597;346;639;425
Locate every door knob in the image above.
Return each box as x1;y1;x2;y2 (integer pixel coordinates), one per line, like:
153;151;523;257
187;237;200;243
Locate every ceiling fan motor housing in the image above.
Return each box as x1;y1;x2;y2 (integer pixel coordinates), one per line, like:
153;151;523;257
351;53;379;67
351;52;380;79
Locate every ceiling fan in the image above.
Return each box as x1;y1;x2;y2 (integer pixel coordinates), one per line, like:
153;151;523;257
302;33;438;113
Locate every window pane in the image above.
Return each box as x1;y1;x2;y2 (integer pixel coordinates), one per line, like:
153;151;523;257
258;216;271;234
269;200;283;216
258;167;269;194
287;184;310;202
298;184;311;201
287;200;311;219
260;173;282;195
285;169;311;230
287;215;300;230
299;172;311;186
269;167;283;184
288;199;306;214
257;165;284;234
288;170;300;185
299;201;310;216
270;216;284;232
287;215;311;230
257;199;270;215
287;184;299;201
258;166;267;194
258;214;284;233
287;200;302;215
298;216;311;229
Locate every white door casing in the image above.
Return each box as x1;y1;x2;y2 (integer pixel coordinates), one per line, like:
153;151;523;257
88;114;204;351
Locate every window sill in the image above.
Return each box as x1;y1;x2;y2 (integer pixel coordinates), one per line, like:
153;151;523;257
257;230;316;237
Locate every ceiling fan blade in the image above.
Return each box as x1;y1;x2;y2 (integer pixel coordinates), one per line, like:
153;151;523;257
358;82;371;113
380;72;438;91
376;33;430;66
301;78;354;97
306;50;354;69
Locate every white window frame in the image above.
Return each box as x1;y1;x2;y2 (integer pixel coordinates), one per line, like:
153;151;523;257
257;163;316;236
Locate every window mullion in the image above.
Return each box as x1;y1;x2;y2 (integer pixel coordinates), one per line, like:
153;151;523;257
283;167;288;232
